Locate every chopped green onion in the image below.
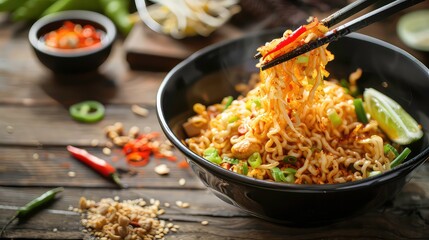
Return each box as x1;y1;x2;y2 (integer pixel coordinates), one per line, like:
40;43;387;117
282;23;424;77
228;115;239;123
327;108;342;127
246;98;262;110
283;156;297;164
223;96;233;110
222;157;239;165
340;78;349;89
353;98;368;124
253;98;261;108
241;163;248;175
368;171;381;177
203;148;222;164
296;55;309;64
390;147;411;168
283;168;297;175
203;148;217;156
384;143;399;159
285;174;295;183
271;167;286;182
247;152;262;168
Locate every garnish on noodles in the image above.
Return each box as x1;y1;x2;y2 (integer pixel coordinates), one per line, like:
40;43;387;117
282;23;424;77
182;17;423;184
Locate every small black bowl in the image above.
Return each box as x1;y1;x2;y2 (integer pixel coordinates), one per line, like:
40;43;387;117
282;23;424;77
29;10;116;74
157;29;429;225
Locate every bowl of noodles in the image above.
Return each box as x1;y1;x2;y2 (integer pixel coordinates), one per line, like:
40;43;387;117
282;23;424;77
157;21;429;225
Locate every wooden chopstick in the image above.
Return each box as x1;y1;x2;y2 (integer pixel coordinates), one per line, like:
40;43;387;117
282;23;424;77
258;0;424;70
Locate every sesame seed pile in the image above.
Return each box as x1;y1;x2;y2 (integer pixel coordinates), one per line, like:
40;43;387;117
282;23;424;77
78;196;178;240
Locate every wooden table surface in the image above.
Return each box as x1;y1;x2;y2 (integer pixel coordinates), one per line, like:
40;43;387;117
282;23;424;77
1;4;429;239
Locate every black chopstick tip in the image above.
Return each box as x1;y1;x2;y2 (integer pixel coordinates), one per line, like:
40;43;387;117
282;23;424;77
254;52;262;59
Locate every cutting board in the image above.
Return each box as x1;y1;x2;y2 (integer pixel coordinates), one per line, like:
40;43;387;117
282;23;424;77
124;22;244;71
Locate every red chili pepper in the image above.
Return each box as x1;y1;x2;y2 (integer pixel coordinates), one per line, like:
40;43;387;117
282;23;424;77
66;145;125;188
263;25;307;60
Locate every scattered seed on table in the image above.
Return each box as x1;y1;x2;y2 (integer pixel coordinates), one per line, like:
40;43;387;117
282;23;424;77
90;139;99;147
32;153;39;160
164;202;170;208
178;178;186;186
201;221;209;226
114;196;120;201
53;228;58;232
6;125;13;134
68;171;76;177
154;164;170;175
131;104;149;117
102;147;111;155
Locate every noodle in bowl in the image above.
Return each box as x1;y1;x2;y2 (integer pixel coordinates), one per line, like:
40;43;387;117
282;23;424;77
157;29;429;224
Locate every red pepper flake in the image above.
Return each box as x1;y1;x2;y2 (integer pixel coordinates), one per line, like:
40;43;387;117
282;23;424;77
122;132;177;166
177;159;189;169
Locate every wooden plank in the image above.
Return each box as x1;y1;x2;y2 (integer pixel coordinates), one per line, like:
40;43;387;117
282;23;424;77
0;27;166;105
0;146;203;189
0;105;161;146
1;185;429;239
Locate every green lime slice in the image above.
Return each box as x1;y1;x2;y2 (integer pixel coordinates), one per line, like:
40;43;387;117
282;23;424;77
363;88;423;145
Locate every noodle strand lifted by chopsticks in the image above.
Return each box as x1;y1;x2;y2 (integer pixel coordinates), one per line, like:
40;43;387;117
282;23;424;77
184;18;393;184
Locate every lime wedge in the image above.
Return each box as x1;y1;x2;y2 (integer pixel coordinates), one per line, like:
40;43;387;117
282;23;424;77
363;88;423;145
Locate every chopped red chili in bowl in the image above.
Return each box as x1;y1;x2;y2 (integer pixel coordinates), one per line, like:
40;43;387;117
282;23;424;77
43;21;103;50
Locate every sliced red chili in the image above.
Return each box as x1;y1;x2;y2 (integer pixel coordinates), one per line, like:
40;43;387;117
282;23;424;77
67;145;124;188
263;26;307;60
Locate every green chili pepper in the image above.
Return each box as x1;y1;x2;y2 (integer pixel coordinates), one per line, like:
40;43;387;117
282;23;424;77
42;0;102;16
1;187;64;237
99;0;134;35
12;0;56;21
283;155;297;164
390;147;411;168
353;98;368;124
69;100;105;123
223;96;233;110
0;0;29;12
203;147;222;164
247;152;262;168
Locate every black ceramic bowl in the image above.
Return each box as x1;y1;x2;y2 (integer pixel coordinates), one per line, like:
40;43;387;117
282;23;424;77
157;30;429;225
29;10;116;74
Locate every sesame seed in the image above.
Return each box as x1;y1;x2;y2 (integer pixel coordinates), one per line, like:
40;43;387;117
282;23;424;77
68;171;76;177
32;153;39;160
201;221;209;226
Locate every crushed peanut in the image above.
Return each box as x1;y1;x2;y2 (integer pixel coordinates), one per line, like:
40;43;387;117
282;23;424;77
78;197;178;240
